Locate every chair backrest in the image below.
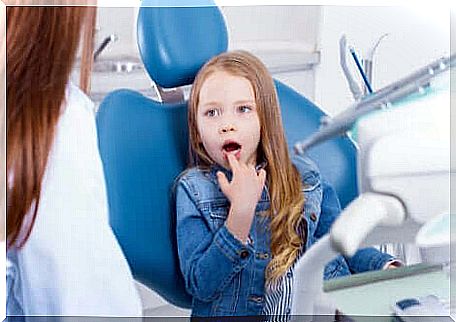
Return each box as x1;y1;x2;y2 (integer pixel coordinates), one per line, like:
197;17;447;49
275;81;358;208
96;1;357;309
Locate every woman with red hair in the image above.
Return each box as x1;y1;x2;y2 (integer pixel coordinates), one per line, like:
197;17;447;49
6;3;142;317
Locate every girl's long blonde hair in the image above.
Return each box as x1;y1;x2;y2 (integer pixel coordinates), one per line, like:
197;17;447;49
188;50;305;284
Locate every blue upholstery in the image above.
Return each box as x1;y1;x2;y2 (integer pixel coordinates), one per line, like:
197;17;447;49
97;92;191;308
275;81;358;208
96;2;357;310
137;1;228;88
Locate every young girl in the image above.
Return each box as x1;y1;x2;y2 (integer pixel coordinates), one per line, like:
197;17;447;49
175;50;399;319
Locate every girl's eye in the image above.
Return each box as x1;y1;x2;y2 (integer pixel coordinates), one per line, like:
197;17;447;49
238;105;252;113
205;109;219;117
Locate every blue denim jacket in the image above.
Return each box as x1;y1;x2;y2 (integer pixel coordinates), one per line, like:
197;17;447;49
175;155;394;317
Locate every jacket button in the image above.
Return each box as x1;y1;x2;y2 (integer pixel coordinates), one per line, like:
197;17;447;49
240;250;249;259
310;212;317;221
256;252;269;259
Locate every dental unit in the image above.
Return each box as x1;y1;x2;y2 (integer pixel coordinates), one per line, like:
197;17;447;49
291;53;454;319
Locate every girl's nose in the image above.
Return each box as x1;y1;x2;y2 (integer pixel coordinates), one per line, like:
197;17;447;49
219;123;236;134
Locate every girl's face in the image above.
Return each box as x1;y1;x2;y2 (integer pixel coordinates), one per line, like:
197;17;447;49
196;70;261;169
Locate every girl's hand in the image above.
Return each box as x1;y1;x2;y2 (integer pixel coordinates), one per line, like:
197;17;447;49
217;154;266;243
384;260;403;269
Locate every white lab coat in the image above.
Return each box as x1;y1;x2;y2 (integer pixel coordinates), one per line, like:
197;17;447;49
6;83;142;317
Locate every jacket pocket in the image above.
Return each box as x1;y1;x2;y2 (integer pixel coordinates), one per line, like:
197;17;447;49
210;272;242;316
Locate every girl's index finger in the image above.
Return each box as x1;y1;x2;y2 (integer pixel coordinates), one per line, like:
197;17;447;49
227;153;240;172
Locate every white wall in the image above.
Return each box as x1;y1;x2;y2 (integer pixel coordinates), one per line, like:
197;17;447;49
450;8;456;227
95;7;139;59
92;5;451;115
221;5;319;50
89;6;322;103
314;5;450;116
220;5;320;99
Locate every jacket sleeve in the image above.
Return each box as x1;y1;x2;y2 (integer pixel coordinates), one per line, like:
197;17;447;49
314;179;341;239
344;247;394;273
316;180;395;274
175;181;254;302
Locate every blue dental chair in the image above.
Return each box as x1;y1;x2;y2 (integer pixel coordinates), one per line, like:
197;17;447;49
96;2;357;309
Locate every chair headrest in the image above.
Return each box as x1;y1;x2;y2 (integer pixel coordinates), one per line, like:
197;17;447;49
137;0;228;88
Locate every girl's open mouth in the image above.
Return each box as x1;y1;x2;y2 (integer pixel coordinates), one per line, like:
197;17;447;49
222;141;242;160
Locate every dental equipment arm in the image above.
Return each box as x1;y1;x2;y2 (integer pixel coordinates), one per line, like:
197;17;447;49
330;193;405;256
291;235;338;320
294;53;456;154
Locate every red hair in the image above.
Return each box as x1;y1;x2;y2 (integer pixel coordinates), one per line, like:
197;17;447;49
7;6;96;248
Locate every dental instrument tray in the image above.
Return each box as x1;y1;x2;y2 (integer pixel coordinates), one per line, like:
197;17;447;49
324;263;444;292
323;263;449;319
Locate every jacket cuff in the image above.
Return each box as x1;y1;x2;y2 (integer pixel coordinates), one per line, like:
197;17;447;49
369;252;396;271
213;224;254;272
382;259;403;270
